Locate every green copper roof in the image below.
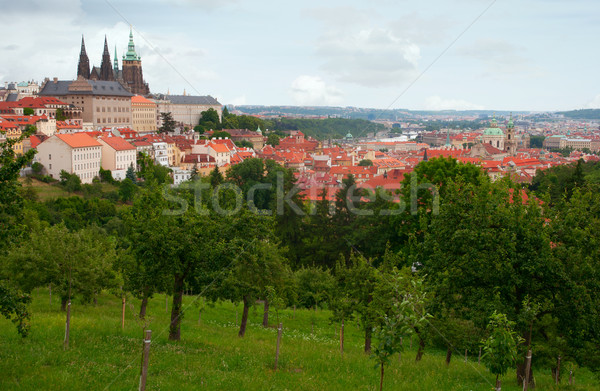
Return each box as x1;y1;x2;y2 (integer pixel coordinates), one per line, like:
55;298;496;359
507;113;514;128
256;126;262;133
483;116;503;136
483;128;504;136
123;27;140;61
345;133;353;138
113;46;119;72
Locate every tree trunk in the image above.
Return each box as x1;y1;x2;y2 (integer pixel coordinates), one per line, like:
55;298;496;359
168;274;184;341
415;333;425;361
61;296;68;312
262;299;269;328
239;295;250;337
517;329;535;388
445;346;452;365
93;292;97;306
139;295;148;319
379;362;385;391
364;326;372;354
495;375;501;391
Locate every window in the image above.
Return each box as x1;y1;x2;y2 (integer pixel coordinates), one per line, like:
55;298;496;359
49;154;51;160
49;164;52;169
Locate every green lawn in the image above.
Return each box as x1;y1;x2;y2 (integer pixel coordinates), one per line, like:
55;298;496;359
0;290;597;390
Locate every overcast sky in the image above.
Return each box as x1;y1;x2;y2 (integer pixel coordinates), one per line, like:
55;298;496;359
1;0;599;111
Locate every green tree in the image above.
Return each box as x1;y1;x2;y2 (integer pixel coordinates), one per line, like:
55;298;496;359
266;133;280;147
59;170;82;193
234;140;253;149
159;112;177;133
125;164;137;184
198;108;221;131
23;107;34;116
481;312;522;391
358;159;373;166
210;131;231;139
99;167;114;184
55;108;67;121
371;268;430;391
0;282;31;337
3;223;119;310
221;238;289;337
0;124;36;248
119;178;137;202
209;166;224;187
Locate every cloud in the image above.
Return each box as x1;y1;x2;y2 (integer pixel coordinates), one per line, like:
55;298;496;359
317;28;420;87
306;6;421;88
424;95;484;111
456;39;532;75
586;94;600;109
289;75;342;106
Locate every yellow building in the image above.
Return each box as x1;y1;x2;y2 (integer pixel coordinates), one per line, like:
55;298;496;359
131;95;157;132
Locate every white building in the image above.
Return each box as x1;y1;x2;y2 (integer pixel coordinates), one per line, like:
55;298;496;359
98;135;137;180
152;142;169;166
36;133;102;184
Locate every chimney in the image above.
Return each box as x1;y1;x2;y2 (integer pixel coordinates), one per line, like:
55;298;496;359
53;77;58;83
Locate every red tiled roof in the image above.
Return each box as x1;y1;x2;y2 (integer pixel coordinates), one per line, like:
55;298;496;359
56;133;102;148
99;136;136;151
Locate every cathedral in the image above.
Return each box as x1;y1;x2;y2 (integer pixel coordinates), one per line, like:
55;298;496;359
77;28;150;95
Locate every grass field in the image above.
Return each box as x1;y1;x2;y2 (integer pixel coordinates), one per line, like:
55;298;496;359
0;289;597;390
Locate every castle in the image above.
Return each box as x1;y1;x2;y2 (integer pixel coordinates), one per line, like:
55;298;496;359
77;28;150;96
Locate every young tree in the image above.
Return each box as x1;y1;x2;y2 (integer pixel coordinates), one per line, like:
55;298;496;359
481;312;522;391
358;159;373;166
125;164;137;183
221;238;289;337
3;224;119;310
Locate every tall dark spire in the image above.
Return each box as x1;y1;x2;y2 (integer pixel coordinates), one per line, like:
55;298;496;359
99;35;115;81
77;35;90;79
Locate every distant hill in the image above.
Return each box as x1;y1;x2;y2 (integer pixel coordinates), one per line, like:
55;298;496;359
557;109;600;120
233;105;525;121
268;117;385;140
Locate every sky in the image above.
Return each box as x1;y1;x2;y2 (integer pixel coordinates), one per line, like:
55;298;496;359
1;0;599;111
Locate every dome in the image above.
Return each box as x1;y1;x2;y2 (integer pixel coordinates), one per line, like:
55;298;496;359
345;133;353;138
483;127;504;137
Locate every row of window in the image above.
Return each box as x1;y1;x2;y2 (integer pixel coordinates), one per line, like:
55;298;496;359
96;106;130;113
75;161;99;170
74;151;100;160
97;118;129;124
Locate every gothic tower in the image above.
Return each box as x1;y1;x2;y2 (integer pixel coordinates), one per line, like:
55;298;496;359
99;36;115;81
505;114;517;155
121;27;149;95
113;46;119;76
77;35;90;79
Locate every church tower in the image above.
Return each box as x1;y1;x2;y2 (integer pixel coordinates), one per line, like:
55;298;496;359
121;27;150;95
99;36;115;81
505;114;517;155
113;46;119;76
77;35;90;79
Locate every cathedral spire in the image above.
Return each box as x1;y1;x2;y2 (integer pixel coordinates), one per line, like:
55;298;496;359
124;26;140;61
99;35;115;81
77;35;90;79
113;45;119;74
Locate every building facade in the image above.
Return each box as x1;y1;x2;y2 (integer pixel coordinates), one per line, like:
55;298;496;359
36;133;102;183
154;94;222;128
38;78;133;128
131;95;157;132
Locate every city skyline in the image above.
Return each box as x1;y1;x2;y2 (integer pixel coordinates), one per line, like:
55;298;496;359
1;0;599;112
